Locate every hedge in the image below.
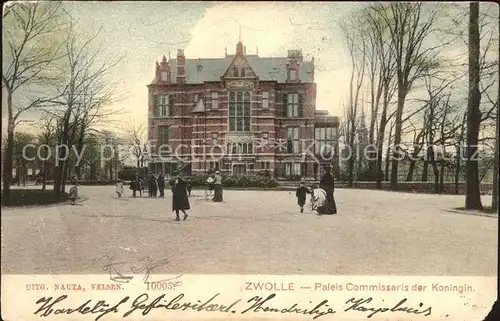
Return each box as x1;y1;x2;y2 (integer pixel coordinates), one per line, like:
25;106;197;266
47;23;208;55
168;175;279;188
2;189;69;207
44;180;120;186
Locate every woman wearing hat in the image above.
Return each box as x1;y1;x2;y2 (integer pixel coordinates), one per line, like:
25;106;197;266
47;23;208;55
212;170;223;202
318;165;337;214
171;171;190;221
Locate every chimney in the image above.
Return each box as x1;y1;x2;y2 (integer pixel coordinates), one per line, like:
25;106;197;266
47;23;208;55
236;41;244;55
155;61;160;80
177;49;185;84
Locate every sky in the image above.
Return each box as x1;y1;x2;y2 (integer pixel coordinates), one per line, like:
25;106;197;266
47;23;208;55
2;1;498;137
3;1;364;133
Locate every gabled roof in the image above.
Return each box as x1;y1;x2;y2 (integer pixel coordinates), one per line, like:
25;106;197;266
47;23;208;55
151;54;314;84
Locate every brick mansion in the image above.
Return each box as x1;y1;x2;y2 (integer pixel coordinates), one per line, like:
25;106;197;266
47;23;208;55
147;41;339;179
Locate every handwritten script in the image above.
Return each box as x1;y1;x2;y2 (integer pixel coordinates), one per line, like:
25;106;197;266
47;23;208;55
34;293;432;320
92;255;170;284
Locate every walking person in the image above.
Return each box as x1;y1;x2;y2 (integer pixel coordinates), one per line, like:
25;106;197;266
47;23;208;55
148;173;158;197
130;174;141;198
295;180;311;213
212;170;223;202
157;172;165;197
116;179;124;198
171;172;190;221
69;175;80;205
319;166;337;214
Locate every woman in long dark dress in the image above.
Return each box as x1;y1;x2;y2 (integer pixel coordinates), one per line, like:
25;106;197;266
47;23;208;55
212;171;223;202
171;173;190;221
318;166;337;215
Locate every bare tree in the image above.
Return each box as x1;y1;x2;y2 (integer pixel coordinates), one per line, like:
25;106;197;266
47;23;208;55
2;2;66;202
340;14;367;186
369;3;444;189
127;123;149;168
492;92;499;211
46;18;124;199
465;2;483;210
359;5;399;188
37;115;57;190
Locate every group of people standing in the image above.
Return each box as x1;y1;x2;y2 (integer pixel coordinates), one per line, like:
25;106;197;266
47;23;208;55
206;170;223;202
129;172;175;198
295;166;337;215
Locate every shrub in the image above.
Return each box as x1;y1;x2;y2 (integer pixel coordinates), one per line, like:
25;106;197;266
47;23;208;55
118;167;148;181
2;189;69;207
166;175;278;188
283;174;302;181
45;180;120;186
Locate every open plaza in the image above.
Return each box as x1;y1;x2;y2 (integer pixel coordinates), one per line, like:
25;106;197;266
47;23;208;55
1;187;496;276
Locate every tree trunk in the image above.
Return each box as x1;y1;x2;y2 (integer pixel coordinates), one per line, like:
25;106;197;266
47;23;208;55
375;103;389;189
422;161;429;181
406;160;416;181
465;2;483;210
42;160;48;191
492;95;499;211
439;160;445;194
427;146;440;193
454;146;461;195
390;86;406;190
2;92;15;204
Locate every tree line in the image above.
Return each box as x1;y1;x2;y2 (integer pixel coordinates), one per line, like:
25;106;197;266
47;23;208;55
1;2;151;203
337;2;498;211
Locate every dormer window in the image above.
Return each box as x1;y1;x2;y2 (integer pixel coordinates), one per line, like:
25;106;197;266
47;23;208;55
290;69;297;81
197;64;203;72
233;66;238;77
240;67;246;77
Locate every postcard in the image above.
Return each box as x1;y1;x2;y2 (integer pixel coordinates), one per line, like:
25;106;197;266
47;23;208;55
1;1;498;320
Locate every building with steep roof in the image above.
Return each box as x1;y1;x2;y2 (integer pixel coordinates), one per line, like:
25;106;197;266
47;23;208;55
147;41;339;179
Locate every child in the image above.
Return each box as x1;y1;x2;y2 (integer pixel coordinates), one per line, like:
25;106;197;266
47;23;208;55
311;184;327;214
116;180;124;198
295;181;311;213
206;175;215;197
69;175;80;205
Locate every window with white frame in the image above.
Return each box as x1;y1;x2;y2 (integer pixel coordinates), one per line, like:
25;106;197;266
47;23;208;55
287;127;300;153
211;92;218;109
155;95;170;117
290;69;297;81
315;127;335;155
262;91;269;109
227;143;253;154
212;133;217;145
287;93;299;117
209;161;220;171
261;132;268;147
229;91;251;132
157;126;169;146
285;163;301;176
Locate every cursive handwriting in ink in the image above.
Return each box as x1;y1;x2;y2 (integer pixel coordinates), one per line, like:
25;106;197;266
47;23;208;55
241;294;336;319
34;295;129;321
122;293;241;317
129;256;170;284
344;297;432;318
